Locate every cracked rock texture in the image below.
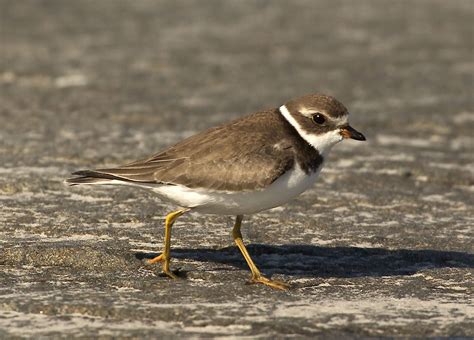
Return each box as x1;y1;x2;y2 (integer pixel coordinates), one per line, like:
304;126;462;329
1;0;473;338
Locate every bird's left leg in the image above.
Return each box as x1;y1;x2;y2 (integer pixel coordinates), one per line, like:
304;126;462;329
147;208;189;279
232;215;289;290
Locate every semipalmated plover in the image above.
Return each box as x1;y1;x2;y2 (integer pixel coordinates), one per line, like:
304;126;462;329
67;93;366;290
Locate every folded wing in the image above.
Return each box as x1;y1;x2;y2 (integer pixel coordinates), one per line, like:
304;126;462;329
67;109;296;191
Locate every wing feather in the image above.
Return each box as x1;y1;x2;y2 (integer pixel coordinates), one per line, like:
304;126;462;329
67;109;297;191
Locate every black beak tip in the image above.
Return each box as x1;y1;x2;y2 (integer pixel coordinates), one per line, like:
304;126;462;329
343;126;366;141
353;132;366;141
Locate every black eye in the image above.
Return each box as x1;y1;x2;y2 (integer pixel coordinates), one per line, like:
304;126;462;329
312;113;326;125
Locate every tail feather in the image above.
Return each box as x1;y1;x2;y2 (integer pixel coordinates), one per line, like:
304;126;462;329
65;158;171;187
66;170;138;186
66;176;109;186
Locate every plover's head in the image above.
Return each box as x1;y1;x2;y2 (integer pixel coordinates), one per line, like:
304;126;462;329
280;93;365;156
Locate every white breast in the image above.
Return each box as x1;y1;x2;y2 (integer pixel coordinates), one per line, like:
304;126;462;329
151;164;323;215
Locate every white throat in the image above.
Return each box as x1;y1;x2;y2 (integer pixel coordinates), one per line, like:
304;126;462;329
279;105;343;156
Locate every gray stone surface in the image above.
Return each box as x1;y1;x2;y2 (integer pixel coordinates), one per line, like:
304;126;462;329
1;0;473;338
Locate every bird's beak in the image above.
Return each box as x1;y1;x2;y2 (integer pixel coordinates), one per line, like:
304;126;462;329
340;125;366;141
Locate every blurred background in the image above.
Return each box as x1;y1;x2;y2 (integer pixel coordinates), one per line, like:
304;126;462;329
2;0;472;166
1;0;473;338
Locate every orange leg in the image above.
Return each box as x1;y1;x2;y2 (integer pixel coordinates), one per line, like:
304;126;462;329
147;209;188;279
232;215;289;290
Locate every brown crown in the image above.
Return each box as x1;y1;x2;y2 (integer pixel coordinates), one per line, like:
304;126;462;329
285;93;349;118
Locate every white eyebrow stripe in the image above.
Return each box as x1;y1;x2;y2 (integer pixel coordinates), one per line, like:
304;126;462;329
279;105;344;156
298;107;318;117
297;107;349;126
331;115;349;126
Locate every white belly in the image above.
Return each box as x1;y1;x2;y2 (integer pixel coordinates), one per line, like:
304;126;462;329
151;164;323;215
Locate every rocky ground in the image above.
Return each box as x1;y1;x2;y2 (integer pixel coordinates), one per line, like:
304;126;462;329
1;0;473;338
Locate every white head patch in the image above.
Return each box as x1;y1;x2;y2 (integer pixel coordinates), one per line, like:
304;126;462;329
279;105;344;156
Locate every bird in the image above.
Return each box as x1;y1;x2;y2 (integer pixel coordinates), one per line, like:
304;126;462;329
66;93;366;290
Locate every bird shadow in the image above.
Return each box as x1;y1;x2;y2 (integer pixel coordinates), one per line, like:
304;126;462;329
135;244;474;278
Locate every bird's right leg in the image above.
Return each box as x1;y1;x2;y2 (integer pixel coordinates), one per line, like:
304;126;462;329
147;209;188;279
